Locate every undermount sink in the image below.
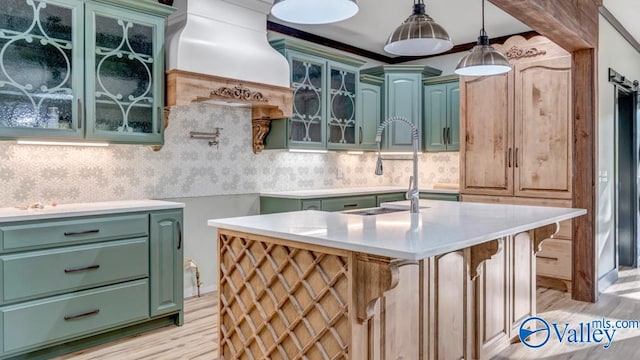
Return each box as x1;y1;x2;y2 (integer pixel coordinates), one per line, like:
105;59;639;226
345;207;408;216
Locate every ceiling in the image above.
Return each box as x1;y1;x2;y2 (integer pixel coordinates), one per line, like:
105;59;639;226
267;0;640;59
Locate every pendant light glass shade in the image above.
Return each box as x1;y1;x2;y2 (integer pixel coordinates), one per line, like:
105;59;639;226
271;0;359;25
454;0;511;76
384;1;453;56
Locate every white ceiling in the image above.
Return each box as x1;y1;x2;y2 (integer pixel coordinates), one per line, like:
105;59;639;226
267;0;640;58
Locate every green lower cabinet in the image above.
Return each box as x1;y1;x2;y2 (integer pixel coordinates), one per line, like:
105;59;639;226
419;192;460;201
0;208;183;359
261;192;417;214
320;196;376;212
150;210;184;322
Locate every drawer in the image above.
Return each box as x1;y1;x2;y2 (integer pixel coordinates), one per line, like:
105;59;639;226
0;238;148;304
419;192;459;201
376;193;406;206
321;196;377;212
2;279;148;353
0;214;148;252
536;239;571;280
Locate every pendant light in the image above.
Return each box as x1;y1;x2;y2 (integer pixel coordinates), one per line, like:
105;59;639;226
454;0;511;76
384;0;453;56
271;0;359;25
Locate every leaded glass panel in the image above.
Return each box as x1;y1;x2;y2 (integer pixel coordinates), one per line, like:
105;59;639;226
0;0;75;130
328;67;356;145
93;14;154;134
290;57;323;143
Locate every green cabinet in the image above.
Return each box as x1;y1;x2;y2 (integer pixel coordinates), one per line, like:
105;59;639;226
424;76;460;152
0;0;173;144
150;210;184;322
261;193;404;214
357;74;384;150
0;206;183;359
266;39;366;151
361;65;441;152
419;191;459;201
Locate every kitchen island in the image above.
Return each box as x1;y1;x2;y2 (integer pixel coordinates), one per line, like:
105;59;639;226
208;200;585;359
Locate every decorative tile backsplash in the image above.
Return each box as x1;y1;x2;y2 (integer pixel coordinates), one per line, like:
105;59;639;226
0;103;459;206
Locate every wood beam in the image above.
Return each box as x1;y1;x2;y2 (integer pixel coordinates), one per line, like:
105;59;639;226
571;48;598;303
489;0;599;51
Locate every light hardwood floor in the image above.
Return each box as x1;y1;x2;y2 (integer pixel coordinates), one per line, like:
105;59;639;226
54;269;640;359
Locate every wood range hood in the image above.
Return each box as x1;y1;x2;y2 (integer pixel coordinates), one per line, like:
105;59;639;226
163;0;293;154
166;70;292;153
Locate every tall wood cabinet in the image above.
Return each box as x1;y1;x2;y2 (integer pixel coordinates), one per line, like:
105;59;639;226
460;35;574;291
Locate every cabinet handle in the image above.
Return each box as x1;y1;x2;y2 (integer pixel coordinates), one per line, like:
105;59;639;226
64;229;99;236
64;309;100;321
359;126;363;145
446;127;451;145
177;220;183;250
157;106;162;134
537;255;558;261
343;203;359;209
442;128;446;144
77;99;83;129
64;264;100;273
508;148;512;168
515;148;519;168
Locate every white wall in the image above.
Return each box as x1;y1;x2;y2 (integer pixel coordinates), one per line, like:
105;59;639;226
597;15;640;279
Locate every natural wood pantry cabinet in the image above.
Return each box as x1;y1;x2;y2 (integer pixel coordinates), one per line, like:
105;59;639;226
460;35;574;291
0;0;173;145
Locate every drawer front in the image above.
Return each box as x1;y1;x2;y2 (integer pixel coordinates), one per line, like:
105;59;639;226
419;192;459;201
321;196;377;212
1;238;149;304
0;214;148;252
376;193;406;206
2;279;148;353
536;239;571;280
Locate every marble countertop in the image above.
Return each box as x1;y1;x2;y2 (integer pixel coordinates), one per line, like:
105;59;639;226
0;200;185;222
208;199;585;260
260;186;459;199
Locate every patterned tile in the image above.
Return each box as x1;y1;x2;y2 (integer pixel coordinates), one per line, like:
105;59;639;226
0;104;459;207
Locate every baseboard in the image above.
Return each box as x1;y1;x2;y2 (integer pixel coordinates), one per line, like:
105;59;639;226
184;284;217;298
598;267;618;292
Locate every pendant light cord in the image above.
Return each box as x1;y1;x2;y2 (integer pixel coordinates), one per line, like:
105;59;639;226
478;0;489;44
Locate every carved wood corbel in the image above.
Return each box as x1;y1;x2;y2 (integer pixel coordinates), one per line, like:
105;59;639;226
353;254;400;323
469;239;503;280
532;222;560;254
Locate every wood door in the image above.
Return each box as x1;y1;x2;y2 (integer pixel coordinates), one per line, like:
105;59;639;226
513;55;572;199
460;73;514;196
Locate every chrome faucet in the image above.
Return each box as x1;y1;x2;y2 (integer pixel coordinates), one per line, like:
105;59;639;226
375;116;420;213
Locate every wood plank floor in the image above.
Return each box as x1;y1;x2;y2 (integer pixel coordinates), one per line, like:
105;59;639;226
54;269;640;359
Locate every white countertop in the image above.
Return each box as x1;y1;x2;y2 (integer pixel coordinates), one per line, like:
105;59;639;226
208;200;585;260
0;200;185;223
260;186;459;199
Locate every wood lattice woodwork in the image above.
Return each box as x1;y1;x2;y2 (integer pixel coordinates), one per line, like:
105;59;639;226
218;231;350;359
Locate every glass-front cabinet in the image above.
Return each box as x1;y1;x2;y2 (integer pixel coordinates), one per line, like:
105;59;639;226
0;0;172;144
267;39;365;150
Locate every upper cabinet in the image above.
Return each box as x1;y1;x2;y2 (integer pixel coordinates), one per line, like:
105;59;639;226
357;74;384;150
0;0;174;144
266;39;366;151
423;75;459;152
460;35;572;199
361;65;441;152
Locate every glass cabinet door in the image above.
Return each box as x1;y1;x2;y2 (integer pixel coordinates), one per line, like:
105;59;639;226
288;52;325;148
327;63;357;149
84;3;163;144
0;0;83;139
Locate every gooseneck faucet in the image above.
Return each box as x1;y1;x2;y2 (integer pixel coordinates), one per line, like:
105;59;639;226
375;116;420;213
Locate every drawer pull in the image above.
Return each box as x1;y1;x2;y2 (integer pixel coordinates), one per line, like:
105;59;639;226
343;203;359;209
64;229;100;236
64;264;100;273
177;220;183;250
64;309;100;321
537;255;559;261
